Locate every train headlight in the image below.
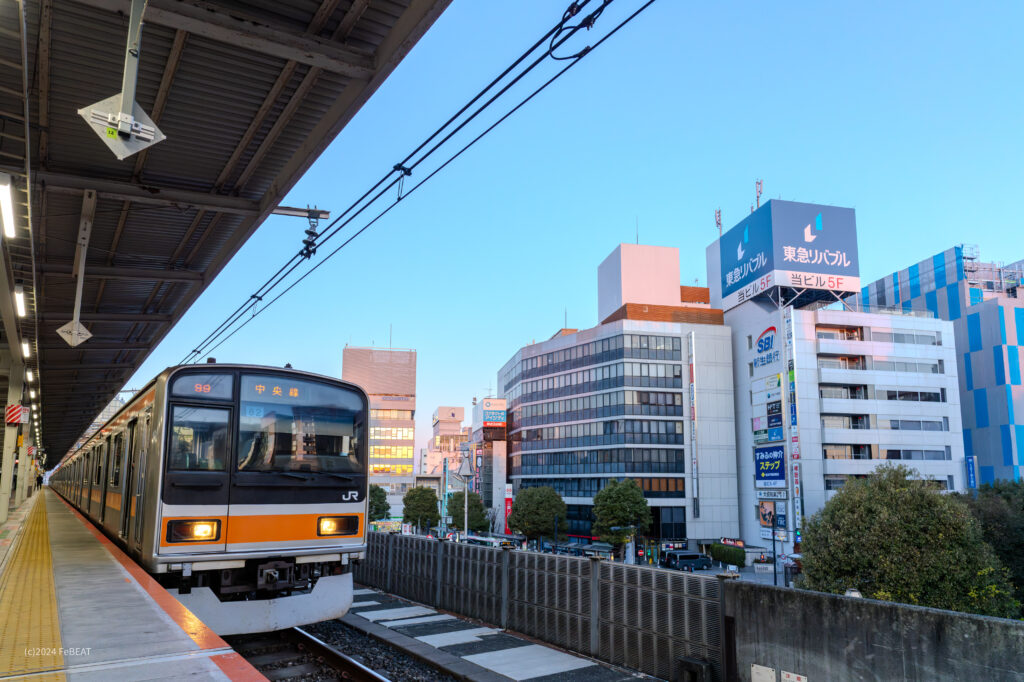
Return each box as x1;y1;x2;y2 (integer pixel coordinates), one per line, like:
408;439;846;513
317;515;359;537
167;519;221;543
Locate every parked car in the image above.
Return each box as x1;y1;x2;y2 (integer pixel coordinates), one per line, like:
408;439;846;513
660;550;712;572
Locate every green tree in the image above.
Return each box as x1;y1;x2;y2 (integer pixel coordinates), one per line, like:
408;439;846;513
592;479;652;557
958;481;1024;602
368;484;391;522
447;491;490;533
802;465;1019;618
402;486;439;532
507;486;567;542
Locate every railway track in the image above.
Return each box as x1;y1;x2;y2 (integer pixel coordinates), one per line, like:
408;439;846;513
227;627;390;681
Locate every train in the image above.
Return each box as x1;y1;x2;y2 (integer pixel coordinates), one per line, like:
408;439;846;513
49;364;369;635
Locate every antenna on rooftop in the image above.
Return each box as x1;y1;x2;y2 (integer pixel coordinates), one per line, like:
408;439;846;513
715;209;722;236
756;179;764;208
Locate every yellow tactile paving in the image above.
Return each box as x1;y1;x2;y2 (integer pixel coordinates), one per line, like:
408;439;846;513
0;495;66;679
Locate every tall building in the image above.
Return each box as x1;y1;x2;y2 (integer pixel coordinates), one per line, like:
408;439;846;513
468;397;508;530
862;247;1024;483
341;347;416;513
707;200;966;551
499;244;738;548
420;407;469;474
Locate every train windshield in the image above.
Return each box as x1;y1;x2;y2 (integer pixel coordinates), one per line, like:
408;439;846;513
236;374;364;474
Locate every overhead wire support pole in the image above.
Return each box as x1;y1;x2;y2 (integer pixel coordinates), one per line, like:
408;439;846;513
185;0;660;363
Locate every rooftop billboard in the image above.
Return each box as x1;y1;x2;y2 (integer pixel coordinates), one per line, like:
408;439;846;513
719;200;859;310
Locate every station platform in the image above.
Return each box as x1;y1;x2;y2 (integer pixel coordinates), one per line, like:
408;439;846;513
0;489;262;681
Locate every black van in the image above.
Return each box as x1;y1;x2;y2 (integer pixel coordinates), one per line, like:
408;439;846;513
660;550;712;572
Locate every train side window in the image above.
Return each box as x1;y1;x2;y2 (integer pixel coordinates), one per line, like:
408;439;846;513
169;405;229;471
110;433;124;486
93;449;103;484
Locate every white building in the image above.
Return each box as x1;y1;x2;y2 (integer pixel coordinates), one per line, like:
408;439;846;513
707;200;966;551
498;244;739;548
421;407;468;475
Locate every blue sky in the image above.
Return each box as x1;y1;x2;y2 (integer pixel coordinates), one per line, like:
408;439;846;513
126;1;1024;454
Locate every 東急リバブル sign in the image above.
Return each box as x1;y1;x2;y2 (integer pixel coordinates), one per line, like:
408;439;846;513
718;200;860;310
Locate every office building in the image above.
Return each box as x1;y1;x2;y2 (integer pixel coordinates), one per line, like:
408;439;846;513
499;244;738;548
467;398;508;530
863;247;1024;483
707;200;966;550
341;346;416;513
420;407;470;474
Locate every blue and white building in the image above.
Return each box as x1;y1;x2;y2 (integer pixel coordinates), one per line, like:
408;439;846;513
707;201;966;550
863;247;1024;483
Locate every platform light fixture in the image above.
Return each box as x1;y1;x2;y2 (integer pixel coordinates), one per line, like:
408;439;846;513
0;173;15;239
21;340;29;358
29;390;35;399
26;368;33;382
13;283;25;318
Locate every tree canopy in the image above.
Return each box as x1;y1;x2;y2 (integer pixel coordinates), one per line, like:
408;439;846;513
402;486;439;531
507;486;567;541
447;490;490;533
592;479;652;550
801;465;1019;618
368;484;391;522
957;480;1024;603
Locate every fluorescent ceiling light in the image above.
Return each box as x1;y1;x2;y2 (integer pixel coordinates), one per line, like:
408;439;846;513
13;284;25;317
0;173;14;239
21;340;29;358
29;390;35;399
26;369;33;382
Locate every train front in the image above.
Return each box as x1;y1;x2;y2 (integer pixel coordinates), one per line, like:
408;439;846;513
156;367;368;635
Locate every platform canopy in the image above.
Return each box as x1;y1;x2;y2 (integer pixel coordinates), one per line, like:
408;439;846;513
0;0;449;467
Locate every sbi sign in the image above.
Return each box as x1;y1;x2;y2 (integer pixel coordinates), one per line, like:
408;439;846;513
753;326;780;368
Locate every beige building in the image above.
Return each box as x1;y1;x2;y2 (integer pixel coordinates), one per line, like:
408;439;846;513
420;407;469;475
342;347;416;514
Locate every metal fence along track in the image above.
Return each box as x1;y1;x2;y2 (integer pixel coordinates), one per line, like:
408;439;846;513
353;532;723;680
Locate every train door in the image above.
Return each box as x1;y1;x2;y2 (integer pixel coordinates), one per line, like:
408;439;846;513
131;411;150;552
120;420;137;539
105;432;126;533
86;449;97;516
97;439;110;521
161;401;231;554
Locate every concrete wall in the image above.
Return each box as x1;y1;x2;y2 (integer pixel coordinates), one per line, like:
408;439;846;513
723;580;1024;682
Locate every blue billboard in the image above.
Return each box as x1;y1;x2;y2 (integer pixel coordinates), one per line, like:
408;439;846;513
754;445;786;488
719;200;860;310
482;409;506;426
720;203;774;300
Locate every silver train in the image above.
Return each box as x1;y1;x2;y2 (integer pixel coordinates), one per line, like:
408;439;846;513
49;364;369;634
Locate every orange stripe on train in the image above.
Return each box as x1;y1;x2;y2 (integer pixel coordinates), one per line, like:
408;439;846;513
158;513;365;547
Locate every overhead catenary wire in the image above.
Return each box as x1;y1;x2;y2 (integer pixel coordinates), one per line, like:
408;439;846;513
180;1;604;365
190;0;659;362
